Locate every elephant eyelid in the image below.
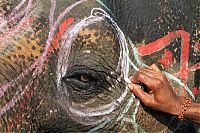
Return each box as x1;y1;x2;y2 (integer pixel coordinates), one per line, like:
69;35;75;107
69;73;98;83
64;69;99;82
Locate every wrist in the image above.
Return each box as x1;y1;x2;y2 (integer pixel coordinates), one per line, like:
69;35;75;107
170;96;184;116
178;97;192;119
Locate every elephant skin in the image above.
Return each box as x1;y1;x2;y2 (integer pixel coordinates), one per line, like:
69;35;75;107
0;0;199;132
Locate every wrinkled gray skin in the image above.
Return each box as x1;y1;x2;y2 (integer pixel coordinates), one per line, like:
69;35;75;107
0;0;199;132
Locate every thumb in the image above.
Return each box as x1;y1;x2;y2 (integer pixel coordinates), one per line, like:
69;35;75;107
128;83;151;103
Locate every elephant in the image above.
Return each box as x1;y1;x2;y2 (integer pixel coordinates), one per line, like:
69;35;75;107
0;0;199;132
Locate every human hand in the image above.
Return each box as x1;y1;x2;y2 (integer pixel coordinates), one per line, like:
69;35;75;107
128;64;182;115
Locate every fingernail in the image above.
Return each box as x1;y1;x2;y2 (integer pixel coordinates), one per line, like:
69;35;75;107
132;83;140;89
128;84;134;89
128;83;140;90
149;90;154;94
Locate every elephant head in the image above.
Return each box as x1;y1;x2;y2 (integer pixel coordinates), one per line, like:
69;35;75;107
0;0;199;132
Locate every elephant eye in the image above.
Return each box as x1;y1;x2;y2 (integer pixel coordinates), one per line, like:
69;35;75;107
62;66;111;97
73;74;96;83
81;75;89;82
62;67;101;91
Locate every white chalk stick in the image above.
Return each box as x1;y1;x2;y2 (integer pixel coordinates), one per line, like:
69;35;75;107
124;77;131;84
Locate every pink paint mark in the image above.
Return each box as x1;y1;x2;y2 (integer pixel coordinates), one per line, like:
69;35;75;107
0;0;81;101
0;18;34;45
0;18;74;120
0;0;83;121
137;30;199;90
192;87;199;96
6;0;33;27
157;49;173;67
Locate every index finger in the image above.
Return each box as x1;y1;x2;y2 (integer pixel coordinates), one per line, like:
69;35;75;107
131;71;160;91
128;83;152;104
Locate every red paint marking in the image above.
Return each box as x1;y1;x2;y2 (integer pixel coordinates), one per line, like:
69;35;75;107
174;63;200;77
138;32;174;56
180;31;190;83
137;30;199;90
49;17;74;53
196;43;200;51
174;87;187;97
189;63;200;71
192;87;199;96
137;31;190;58
6;127;10;133
174;87;180;95
157;49;173;67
